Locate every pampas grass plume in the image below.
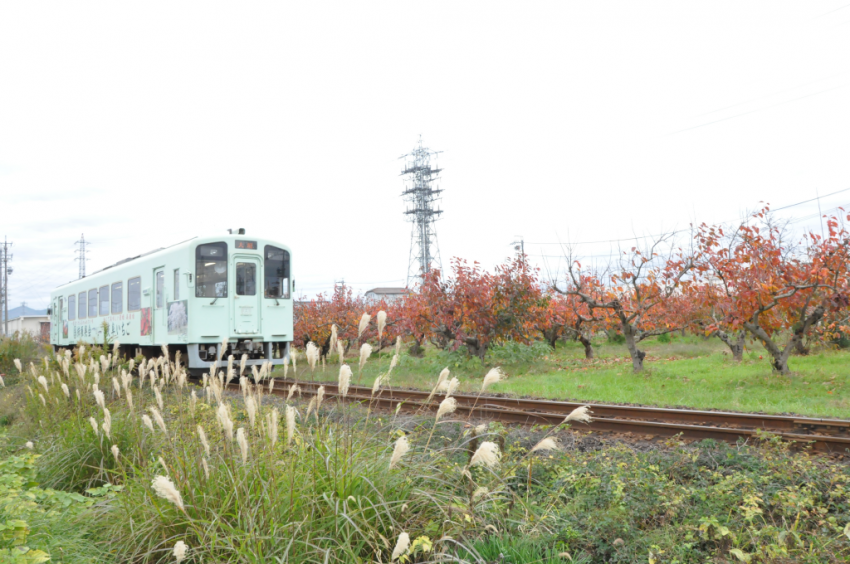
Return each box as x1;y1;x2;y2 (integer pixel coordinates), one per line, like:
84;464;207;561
25;441;33;449
89;416;99;435
377;310;387;340
470;441;501;468
531;437;560;452
389;435;410;469
306;342;319;372
94;389;105;410
287;384;300;400
201;458;210;480
391;532;410;561
39;394;46;407
198;425;210;456
329;324;338;359
37;375;48;392
430;368;450;400
111;445;120;460
173;541;188;563
150;407;167;434
269;407;279;446
217;403;234;441
240;354;247;376
61;383;70;398
245;396;257;428
317;386;325;411
338;365;352;397
336;340;345;365
564;406;593;424
236;428;249;463
359;343;372;371
435;397;457;422
371;375;382;396
14;358;22;373
151;475;184;511
141;414;154;432
446;377;460;397
285;405;296;446
481;367;503;392
358;312;371;339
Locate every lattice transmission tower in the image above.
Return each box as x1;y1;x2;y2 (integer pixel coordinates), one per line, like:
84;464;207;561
401;137;443;287
75;234;90;279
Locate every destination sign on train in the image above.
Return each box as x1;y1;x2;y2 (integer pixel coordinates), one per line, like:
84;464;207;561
235;240;258;249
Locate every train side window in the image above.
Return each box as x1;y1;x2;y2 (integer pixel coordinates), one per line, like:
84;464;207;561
111;282;123;314
173;268;180;301
58;297;63;321
68;295;76;320
264;245;290;299
78;291;87;319
88;289;98;317
196;242;228;298
99;285;109;316
155;271;164;309
128;277;141;311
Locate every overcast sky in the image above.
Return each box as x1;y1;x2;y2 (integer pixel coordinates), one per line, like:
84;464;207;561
2;2;850;310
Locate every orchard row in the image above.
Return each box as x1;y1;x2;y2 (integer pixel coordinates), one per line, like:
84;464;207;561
295;207;850;374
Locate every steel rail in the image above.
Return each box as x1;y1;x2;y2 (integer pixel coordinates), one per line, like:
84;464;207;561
266;379;850;455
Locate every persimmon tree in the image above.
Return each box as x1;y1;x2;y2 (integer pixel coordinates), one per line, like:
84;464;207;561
408;257;545;359
695;207;850;374
554;235;697;373
294;284;365;353
535;293;606;358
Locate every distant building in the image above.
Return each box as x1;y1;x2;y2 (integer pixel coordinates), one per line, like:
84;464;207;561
4;315;50;339
1;305;50;338
364;287;409;304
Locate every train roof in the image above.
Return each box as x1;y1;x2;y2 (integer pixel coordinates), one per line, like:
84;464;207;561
52;233;291;291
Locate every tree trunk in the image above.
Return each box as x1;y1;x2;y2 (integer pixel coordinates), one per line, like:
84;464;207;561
716;330;746;361
742;306;824;375
578;334;594;359
622;324;646;372
408;339;425;358
541;327;560;349
463;337;488;360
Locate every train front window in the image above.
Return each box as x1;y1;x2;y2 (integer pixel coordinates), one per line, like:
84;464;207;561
196;242;228;298
236;262;256;295
264;245;290;299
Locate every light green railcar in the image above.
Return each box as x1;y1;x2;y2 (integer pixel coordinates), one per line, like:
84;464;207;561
49;231;292;374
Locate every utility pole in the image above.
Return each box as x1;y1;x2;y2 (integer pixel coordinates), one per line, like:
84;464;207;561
511;236;525;260
75;234;90;279
1;237;12;337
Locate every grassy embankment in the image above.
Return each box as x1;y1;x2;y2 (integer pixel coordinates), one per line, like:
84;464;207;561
288;335;850;418
1;345;849;563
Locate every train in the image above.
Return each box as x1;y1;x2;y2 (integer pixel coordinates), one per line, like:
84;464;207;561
49;230;292;374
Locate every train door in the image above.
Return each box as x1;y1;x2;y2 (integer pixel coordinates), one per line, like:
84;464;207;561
52;297;62;344
233;255;261;334
153;267;167;343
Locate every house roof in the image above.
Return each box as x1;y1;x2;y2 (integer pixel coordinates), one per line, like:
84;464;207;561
365;287;408;295
2;305;48;321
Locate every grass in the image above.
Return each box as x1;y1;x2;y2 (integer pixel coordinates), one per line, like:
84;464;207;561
1;345;849;563
287;335;850;418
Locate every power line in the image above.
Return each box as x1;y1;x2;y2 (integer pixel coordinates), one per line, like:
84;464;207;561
523;186;850;246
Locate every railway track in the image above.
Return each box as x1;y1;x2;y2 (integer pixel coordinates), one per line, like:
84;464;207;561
263;379;850;455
